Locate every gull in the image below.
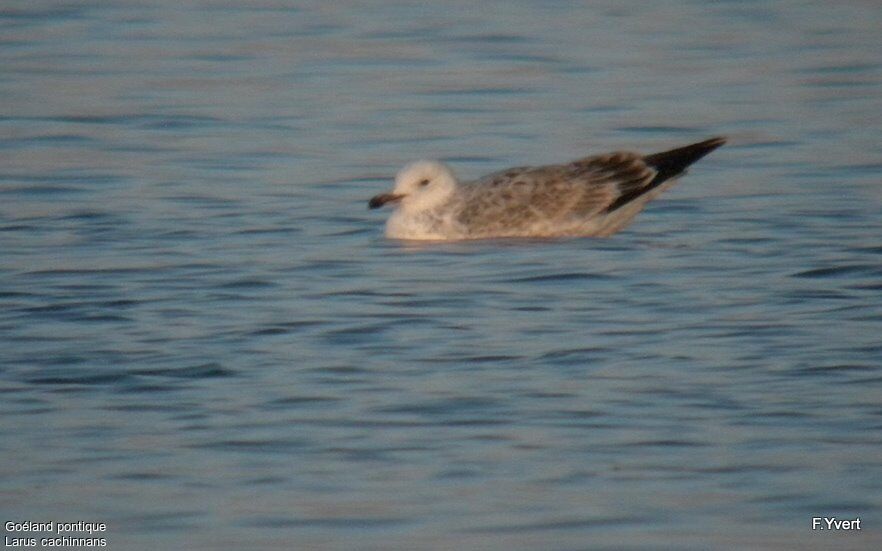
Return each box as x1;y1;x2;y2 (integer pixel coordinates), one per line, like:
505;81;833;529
369;137;726;240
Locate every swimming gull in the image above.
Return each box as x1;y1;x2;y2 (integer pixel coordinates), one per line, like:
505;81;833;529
369;137;726;240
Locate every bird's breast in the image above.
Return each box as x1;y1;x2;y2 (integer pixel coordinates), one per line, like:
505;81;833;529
385;209;452;240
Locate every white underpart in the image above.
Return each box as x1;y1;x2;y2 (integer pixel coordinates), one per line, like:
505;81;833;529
385;208;457;240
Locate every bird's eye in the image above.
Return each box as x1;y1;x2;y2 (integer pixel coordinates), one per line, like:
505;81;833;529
419;179;430;187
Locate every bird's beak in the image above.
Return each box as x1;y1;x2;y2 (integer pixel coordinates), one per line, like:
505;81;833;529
368;193;405;209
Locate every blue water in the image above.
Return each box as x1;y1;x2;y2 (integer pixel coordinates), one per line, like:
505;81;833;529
2;1;881;549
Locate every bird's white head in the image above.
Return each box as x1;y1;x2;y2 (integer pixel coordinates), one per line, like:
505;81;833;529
369;160;458;212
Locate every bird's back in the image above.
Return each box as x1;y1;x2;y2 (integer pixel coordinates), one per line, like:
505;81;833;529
449;137;725;238
452;152;648;237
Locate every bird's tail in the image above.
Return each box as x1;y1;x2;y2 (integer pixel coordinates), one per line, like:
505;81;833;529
643;136;727;185
605;136;726;212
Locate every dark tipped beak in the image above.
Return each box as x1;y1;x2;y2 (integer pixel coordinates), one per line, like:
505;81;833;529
368;193;404;209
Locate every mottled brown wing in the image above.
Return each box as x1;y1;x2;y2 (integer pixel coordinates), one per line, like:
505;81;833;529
565;151;657;211
455;153;656;235
456;166;583;235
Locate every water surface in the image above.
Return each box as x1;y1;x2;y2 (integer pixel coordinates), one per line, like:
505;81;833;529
2;1;881;549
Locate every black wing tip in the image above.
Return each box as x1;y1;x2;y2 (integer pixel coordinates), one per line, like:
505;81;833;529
693;136;727;155
643;136;727;183
604;136;727;213
646;136;727;165
698;136;728;149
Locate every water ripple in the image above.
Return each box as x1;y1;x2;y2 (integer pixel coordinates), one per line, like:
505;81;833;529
2;1;882;549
